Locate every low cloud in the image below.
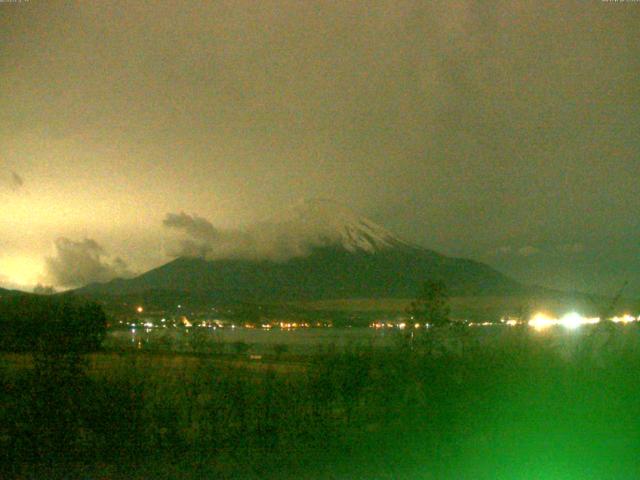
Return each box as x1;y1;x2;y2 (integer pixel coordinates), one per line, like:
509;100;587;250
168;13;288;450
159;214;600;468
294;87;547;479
163;212;220;258
162;212;315;261
163;212;219;244
162;201;363;261
44;237;135;288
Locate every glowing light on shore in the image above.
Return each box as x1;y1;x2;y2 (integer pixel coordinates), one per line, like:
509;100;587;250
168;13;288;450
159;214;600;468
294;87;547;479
528;312;601;331
559;312;584;330
528;313;556;331
612;314;636;324
581;316;600;326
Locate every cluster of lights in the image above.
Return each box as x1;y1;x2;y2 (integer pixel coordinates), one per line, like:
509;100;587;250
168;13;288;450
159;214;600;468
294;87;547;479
370;322;428;330
279;321;311;330
127;314;334;331
371;322;396;329
612;314;637;324
367;313;639;332
128;305;639;335
527;312;639;331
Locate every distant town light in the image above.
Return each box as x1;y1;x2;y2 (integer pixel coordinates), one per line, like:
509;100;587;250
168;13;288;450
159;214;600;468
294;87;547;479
136;306;144;313
529;311;600;331
612;314;636;324
528;313;556;331
559;312;583;330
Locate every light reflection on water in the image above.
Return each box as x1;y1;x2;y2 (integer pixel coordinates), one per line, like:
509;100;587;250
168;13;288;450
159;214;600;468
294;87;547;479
105;324;639;356
109;327;401;354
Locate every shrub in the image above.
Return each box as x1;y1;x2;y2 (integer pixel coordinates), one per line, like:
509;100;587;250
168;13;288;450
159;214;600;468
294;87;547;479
0;294;107;354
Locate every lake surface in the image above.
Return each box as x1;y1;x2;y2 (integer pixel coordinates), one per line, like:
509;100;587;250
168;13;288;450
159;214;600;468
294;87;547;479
107;326;401;354
105;324;640;357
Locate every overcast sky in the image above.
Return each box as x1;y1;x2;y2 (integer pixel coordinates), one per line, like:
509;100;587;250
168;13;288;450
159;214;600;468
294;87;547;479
1;0;639;295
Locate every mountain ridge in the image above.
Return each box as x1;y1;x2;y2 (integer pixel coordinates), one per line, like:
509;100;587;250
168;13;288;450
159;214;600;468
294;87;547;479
78;245;525;302
77;201;527;302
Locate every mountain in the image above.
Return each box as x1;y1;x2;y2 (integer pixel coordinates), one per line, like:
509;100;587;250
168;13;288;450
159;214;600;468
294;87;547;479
0;287;27;299
78;200;525;303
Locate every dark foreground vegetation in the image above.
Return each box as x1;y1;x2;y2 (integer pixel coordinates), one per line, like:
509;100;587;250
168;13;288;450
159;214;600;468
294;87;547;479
2;307;640;479
1;294;640;479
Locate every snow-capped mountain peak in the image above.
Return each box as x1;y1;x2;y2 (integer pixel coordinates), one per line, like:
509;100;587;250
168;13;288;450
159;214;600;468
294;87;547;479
286;199;408;253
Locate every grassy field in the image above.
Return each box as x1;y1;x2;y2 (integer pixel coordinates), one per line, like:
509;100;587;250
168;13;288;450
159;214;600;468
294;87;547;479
1;350;309;378
2;325;640;479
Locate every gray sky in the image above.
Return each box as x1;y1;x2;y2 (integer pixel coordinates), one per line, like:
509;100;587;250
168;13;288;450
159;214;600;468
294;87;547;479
1;0;639;295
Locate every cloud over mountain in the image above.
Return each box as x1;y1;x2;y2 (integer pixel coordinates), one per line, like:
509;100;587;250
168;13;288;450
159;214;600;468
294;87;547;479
162;200;405;262
44;237;134;288
162;211;323;261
